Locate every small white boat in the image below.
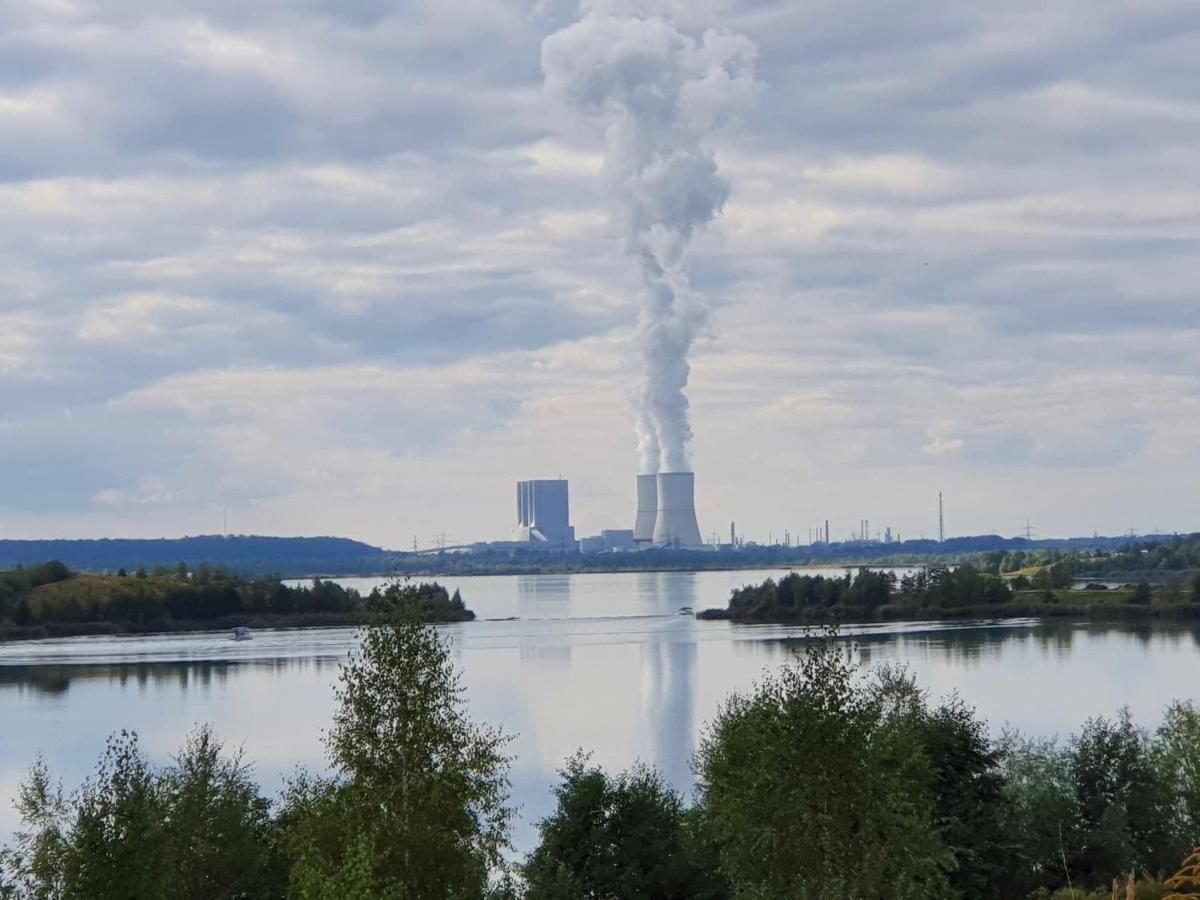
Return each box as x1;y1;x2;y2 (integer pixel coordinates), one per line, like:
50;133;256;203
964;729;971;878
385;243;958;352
231;626;253;641
677;606;695;616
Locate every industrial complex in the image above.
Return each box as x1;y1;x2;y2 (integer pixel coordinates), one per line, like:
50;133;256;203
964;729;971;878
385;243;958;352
506;470;706;554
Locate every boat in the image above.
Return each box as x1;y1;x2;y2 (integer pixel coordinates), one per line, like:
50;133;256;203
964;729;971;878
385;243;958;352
231;626;253;641
677;606;695;616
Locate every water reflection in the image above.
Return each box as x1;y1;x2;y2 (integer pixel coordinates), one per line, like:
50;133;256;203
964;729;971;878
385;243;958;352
517;574;573;618
756;621;1200;671
639;636;696;792
0;657;339;697
3;571;1200;853
637;573;697;792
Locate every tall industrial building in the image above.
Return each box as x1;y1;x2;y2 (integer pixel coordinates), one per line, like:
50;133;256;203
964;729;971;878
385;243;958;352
514;479;576;549
632;471;705;549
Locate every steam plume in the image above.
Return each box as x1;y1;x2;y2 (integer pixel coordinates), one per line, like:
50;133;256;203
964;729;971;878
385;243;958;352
542;1;757;473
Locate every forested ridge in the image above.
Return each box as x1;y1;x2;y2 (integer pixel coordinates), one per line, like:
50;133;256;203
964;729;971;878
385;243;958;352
4;531;1200;580
0;536;386;578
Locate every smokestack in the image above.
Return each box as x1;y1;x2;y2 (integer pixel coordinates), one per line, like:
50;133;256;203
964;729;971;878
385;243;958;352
633;474;658;545
652;472;703;548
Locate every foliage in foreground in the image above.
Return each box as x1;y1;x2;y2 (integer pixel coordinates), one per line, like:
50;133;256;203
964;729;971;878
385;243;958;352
3;621;1200;899
0;728;280;899
523;753;723;899
276;611;508;898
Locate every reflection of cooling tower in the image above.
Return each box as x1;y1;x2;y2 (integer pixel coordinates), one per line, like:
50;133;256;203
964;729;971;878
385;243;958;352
633;474;658;545
652;472;703;548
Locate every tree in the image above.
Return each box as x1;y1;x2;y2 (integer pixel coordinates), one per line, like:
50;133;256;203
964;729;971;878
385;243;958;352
997;732;1081;896
1154;702;1200;854
0;729;279;900
60;732;170;898
1132;582;1154;605
159;727;283;898
524;753;724;899
0;758;69;899
694;639;953;898
279;611;512;898
366;581;475;623
1070;710;1174;883
915;695;1018;896
29;562;70;587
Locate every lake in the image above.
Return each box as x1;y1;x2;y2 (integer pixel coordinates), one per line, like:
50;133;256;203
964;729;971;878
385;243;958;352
3;568;1200;852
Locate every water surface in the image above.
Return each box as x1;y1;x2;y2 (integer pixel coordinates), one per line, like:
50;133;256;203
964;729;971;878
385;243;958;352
3;569;1199;852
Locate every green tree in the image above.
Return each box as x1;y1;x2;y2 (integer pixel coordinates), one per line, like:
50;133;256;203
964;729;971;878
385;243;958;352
997;732;1081;895
1132;582;1154;605
365;581;475;623
0;759;69;899
279;610;512;898
159;727;283;898
1154;701;1200;852
914;694;1017;895
694;639;953;898
1070;710;1174;883
0;729;279;900
524;753;724;899
59;732;170;898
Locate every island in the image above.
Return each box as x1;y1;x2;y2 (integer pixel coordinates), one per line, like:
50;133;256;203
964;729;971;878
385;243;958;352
0;562;473;642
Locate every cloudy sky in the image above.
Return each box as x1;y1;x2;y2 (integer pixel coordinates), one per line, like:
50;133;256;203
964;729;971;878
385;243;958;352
2;0;1198;548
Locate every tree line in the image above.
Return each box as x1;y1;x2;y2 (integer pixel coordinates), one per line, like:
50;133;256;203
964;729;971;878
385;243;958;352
2;603;1199;899
0;564;472;637
706;567;1200;623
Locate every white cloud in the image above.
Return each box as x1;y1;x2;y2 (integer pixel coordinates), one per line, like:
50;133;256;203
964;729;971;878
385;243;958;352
0;0;1198;544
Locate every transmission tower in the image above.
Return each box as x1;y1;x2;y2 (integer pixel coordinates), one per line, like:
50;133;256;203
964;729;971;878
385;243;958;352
938;492;945;543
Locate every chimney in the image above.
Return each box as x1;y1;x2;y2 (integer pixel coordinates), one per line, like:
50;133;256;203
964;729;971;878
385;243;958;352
652;472;703;548
633;474;658;545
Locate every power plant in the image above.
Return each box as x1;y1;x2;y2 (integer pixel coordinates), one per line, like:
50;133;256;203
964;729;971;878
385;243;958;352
514;479;576;549
631;472;705;549
633;474;658;547
458;473;911;555
509;472;705;553
647;472;704;549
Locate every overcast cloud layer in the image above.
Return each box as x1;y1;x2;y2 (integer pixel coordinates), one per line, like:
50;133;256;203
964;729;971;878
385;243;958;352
2;0;1198;547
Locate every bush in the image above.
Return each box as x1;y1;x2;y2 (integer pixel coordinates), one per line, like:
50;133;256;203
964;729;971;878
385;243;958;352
524;754;723;899
277;614;511;897
694;640;953;898
0;728;280;899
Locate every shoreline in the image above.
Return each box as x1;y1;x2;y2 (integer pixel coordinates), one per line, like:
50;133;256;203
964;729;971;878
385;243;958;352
4;602;1200;646
698;601;1200;626
0;610;481;644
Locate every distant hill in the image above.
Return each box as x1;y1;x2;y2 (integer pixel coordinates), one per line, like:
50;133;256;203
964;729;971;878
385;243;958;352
0;531;1182;579
0;536;388;578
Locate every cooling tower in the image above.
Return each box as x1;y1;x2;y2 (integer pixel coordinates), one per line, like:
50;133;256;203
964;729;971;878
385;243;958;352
652;472;703;548
633;474;658;545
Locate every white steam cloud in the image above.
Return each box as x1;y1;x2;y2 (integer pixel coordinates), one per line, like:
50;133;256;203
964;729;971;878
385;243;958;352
541;1;757;474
